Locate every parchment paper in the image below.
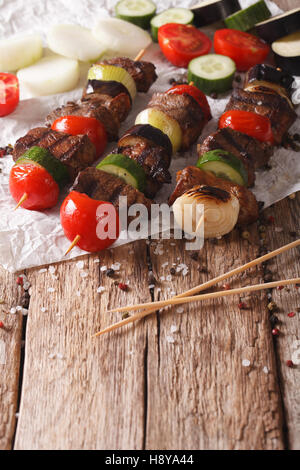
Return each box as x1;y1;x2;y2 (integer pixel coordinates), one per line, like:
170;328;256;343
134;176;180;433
0;0;299;272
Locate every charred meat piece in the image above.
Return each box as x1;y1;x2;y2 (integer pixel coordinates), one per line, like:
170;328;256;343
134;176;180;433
98;57;157;93
225;88;297;145
71;167;152;221
148;92;206;150
169;166;259;226
244;64;294;97
13;127;96;181
45;96;120;142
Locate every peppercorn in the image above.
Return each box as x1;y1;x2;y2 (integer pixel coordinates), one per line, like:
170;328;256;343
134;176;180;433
287;312;296;318
223;283;231;290
170;267;176;275
16;276;23;287
272;328;280;336
286;360;294;368
122;312;130;320
190;252;198;261
238;302;247;309
118;283;128;291
105;268;115;278
241;230;250;240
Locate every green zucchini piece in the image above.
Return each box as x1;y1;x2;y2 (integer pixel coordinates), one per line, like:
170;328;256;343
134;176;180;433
188;54;236;95
15;146;69;188
196;149;248;186
115;0;156;29
96;153;146;192
150;8;194;42
224;0;271;32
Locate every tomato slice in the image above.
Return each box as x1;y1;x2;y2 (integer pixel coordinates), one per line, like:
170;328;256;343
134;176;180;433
214;29;270;72
9;163;59;210
60;191;120;253
52;115;107;158
0;73;19;117
166;84;212;121
158;23;212;68
219;110;274;144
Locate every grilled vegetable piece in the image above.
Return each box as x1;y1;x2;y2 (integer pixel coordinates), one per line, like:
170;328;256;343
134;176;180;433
224;87;297;145
12;127;97;181
82;79;132;110
197;149;248;186
148;92;206;150
71;167;152;220
188;53;236;94
97;153;147;192
119;124;172;161
98;57;157;93
115;0;156;29
166;84;212;122
191;0;241;27
272;31;300;76
219;110;274;145
255;7;300;43
244;64;294;97
150;7;194;42
172;185;240;239
45;96;120;142
198;127;273;172
88;64;137;101
224;0;270;32
169;166;259;226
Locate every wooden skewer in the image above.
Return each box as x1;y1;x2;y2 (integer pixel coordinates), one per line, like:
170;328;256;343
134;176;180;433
64;235;81;256
14;193;28;211
134;48;147;61
92;239;300;337
93;278;300;337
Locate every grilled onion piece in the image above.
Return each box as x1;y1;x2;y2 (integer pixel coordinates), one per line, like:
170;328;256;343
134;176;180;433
172;185;240;239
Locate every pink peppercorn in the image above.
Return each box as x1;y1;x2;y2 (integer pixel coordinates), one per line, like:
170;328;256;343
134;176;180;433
118;283;128;292
16;276;23;286
276;285;284;290
223;283;231;290
272;328;280;336
287;312;296;318
286;360;294;368
238;302;247;309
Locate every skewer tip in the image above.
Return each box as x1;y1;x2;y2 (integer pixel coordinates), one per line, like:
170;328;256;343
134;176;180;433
64;235;81;256
134;48;146;62
14;193;28;211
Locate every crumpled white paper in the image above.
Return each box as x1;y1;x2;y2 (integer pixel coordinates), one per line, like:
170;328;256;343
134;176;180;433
0;0;298;272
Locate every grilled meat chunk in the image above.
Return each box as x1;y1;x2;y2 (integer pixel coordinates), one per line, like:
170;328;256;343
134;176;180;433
71;167;152;221
45;96;120;142
169;166;259;226
225;88;297;145
148;92;206;150
98;57;157;93
13;127;96;181
244;64;294;97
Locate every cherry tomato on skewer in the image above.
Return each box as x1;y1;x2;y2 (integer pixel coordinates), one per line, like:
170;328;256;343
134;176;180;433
60;191;120;254
166;84;212;122
219;110;274;145
158;23;212;68
0;73;19;117
51;115;107;158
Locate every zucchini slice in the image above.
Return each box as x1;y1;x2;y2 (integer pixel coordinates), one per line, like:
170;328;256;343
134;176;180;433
255;7;300;43
15;146;69;188
115;0;156;29
224;0;271;31
191;0;241;27
88;64;137;100
96;153;146;192
188;54;236;95
196;149;248;186
150;8;194;42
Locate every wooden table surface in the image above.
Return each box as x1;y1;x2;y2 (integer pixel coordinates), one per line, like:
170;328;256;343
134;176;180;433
0;0;299;451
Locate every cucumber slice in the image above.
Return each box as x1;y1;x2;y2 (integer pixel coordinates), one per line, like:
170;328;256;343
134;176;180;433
97;153;146;191
224;0;271;32
88;64;136;100
135;107;182;153
115;0;156;29
150;8;194;42
197;149;248;186
188;54;236;95
15;146;69;188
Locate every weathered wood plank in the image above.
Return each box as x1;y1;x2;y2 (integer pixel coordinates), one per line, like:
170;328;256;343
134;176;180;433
14;241;151;450
0;267;24;450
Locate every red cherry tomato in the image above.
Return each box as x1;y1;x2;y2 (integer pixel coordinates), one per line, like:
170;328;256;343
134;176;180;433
158;23;212;68
52;116;107;158
166;84;212;122
219;110;274;144
60;191;120;253
9;163;59;210
0;73;19;117
214;29;270;72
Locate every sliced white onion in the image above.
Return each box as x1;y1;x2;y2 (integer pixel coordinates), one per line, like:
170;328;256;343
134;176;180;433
172;185;240;239
47;24;107;62
92;17;152;59
17;55;80;97
0;34;43;72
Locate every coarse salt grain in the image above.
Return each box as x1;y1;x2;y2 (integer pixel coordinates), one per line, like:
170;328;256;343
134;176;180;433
292;340;300;350
242;359;251;367
23;281;31;291
76;291;81;297
41;307;47;313
176;307;184;314
49;266;56;274
80;271;88;278
39;268;47;273
22;309;28;316
291;349;300;365
149;284;155;289
160;276;165;281
100;266;107;272
48;353;56;359
97;286;105;294
111;262;121;271
10;308;16;314
166;275;172;282
166;335;175;344
16;306;22;312
47;287;55;293
170;325;178;334
263;366;269;374
94;259;100;264
161;262;169;268
76;261;85;270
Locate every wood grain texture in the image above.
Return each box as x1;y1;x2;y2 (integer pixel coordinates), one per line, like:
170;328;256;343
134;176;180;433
0;267;24;450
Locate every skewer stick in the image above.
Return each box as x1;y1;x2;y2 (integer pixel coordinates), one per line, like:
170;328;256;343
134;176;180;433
92;239;300;337
93;278;300;337
64;235;81;256
134;48;147;61
14;193;28;211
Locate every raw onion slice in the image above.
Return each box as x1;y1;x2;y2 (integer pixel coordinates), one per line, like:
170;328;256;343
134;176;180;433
47;24;106;62
88;64;136;100
92;17;152;59
0;34;43;72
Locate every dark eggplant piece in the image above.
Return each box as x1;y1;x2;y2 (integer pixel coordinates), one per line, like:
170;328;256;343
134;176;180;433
118;124;173;160
272;31;300;77
245;64;294;96
82;79;132;102
255;7;300;43
273;53;300;77
191;0;241;27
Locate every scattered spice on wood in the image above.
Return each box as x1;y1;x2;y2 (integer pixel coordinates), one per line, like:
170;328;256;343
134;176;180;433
16;276;23;287
288;193;296;200
287;312;296;318
272;328;280;336
241;230;250;240
122;312;130;320
190;252;198;261
0;321;4;329
286;360;294;368
170;267;176;275
276;285;284;290
105;268;115;278
223;283;231;290
238;302;247;309
118;283;128;292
